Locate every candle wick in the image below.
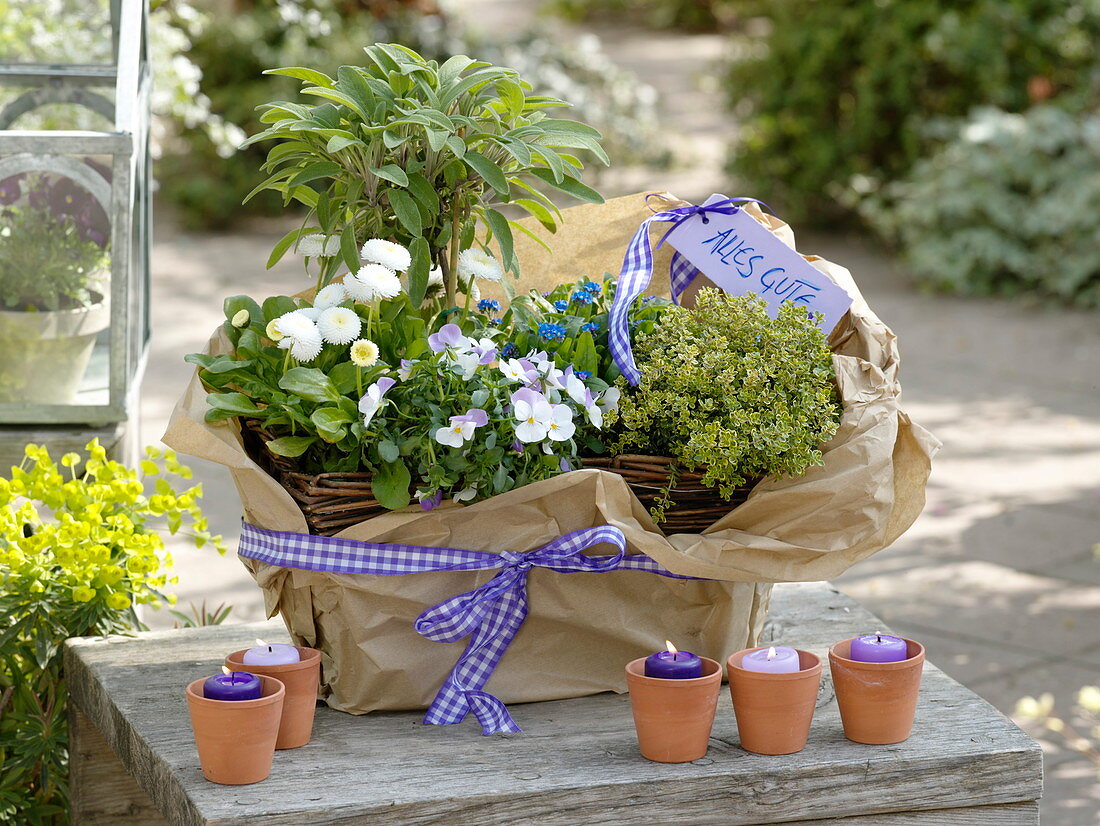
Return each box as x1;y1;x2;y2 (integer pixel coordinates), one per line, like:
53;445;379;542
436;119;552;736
268;645;273;652
876;634;881;643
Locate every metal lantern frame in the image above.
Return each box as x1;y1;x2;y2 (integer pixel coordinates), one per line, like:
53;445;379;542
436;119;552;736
0;0;151;426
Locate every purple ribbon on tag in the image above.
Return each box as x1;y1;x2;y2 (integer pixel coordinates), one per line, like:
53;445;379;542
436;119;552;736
238;521;700;735
608;195;772;385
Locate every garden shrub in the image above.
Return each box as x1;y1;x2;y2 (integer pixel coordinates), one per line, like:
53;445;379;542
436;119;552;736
0;443;223;824
725;0;1100;223
862;106;1100;307
547;0;736;32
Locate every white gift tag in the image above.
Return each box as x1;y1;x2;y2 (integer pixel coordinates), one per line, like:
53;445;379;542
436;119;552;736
663;194;853;333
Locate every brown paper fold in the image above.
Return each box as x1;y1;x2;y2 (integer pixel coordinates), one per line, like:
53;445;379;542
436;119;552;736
164;193;938;714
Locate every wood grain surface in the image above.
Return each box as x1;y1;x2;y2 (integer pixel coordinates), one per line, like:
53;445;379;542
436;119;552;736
65;582;1042;825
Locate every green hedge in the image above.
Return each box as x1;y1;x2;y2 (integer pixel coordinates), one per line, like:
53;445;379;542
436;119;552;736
725;0;1100;223
862;106;1100;307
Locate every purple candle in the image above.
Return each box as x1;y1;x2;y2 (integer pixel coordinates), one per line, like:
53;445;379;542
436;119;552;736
849;633;909;663
202;668;262;701
243;639;301;666
739;645;800;673
644;641;703;679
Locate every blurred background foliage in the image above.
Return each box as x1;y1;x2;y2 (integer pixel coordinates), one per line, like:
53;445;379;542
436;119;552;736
156;0;667;229
4;0;1099;304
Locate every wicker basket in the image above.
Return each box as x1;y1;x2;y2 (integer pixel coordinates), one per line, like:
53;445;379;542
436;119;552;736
243;420;755;536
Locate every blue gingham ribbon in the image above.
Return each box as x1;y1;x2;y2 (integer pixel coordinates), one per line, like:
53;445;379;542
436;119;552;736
239;521;698;735
608;195;772;385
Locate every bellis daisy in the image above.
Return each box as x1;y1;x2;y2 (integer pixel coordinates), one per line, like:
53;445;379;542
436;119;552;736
346;263;402;302
349;339;379;367
318;307;362;345
313;282;348;310
360;239;411;273
265;318;284;341
296;233;340;257
457;247;503;283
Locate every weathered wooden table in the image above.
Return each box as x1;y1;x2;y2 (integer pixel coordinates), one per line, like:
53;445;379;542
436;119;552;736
65;583;1042;825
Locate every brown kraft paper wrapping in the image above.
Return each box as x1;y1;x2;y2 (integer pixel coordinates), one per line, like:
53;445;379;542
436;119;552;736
164;193;939;714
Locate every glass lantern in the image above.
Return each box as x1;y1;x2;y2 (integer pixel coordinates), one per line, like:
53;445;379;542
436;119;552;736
0;0;151;462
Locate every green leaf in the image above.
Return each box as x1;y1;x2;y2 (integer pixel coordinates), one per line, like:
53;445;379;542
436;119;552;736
481;208;516;271
326;135;362;153
405;172;440;213
206;392;261;416
279;367;341;403
311;407;354;442
407;236;431;307
388;188;423;235
378;439;400;463
265;229;303;270
529;168;604;203
372;459;412;510
370;164;410;187
288;161;342;187
340;223;360;273
262;295;298;321
266;436;318;458
264;67;335;87
464;151;509;196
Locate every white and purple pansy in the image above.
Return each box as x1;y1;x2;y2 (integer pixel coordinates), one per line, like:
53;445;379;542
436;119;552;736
358;377;396;426
434;408;489;448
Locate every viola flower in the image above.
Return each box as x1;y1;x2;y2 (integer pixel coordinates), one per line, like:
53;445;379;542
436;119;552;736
358;377;396;426
318;307;362;345
477;298;501;315
580;322;600;334
599;386;622;415
349;339;379;367
361;238;411;273
434;408;489;448
499;358;537;384
457;247;503;283
428;323;470;355
545;404;577;442
296;233;340;257
582;388;604;429
574;370;591;381
501;342;520;359
564;369;588;406
538;322;567;341
416;489;443;511
313;282;348;310
397;359;417;380
468;337;498;365
552;299;569;312
583;281;602;294
346;263;401;302
570;290;595;305
559;457;572;472
512;388;553;443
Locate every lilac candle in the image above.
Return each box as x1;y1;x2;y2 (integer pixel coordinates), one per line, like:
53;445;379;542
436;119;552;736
849;633;909;663
739;645;800;673
242;640;301;666
202;668;262;701
644;641;703;679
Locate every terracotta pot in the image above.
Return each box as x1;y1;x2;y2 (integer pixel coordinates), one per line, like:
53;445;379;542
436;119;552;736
225;647;321;749
625;656;722;763
186;675;284;785
829;637;925;745
726;647;822;755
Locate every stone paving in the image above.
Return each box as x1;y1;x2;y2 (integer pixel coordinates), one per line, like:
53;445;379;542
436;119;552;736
140;4;1100;821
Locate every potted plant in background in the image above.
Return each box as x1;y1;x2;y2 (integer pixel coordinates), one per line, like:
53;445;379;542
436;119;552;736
0;171;111;405
0;441;224;819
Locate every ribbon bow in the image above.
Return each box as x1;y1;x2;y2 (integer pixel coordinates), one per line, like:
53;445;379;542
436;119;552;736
239;522;698;735
608;195;772;385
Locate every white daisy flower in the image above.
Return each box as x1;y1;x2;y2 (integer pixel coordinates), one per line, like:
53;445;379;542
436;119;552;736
273;310;316;339
297;307;321;321
278;327;323;362
346;263;402;302
265;319;284;342
313;283;348;310
349;339;379;367
317;307;362;345
360;239;411;273
428;266;444;287
231;309;250;328
457;247;503;283
296;233;340;257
